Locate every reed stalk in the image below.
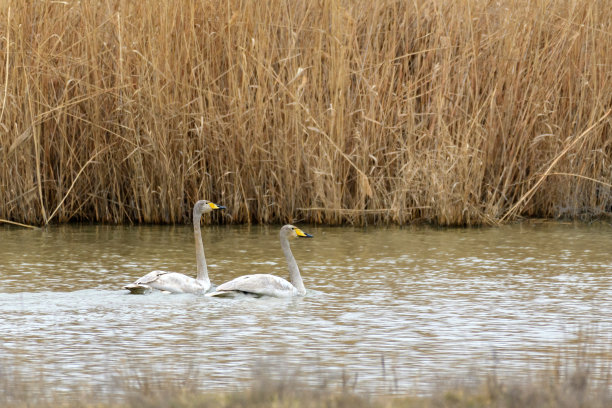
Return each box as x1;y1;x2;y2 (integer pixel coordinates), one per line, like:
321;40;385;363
0;0;610;226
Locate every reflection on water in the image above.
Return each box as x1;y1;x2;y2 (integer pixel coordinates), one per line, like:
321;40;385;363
1;222;611;393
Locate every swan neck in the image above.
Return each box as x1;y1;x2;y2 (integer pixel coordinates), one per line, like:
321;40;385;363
193;212;210;286
281;234;305;294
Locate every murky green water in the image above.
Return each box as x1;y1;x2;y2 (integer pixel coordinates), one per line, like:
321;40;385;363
1;222;611;393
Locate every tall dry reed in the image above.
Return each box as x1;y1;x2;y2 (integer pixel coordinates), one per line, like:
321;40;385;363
0;0;610;226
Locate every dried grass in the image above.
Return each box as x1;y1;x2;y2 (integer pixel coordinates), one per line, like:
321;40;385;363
0;0;610;226
1;358;611;408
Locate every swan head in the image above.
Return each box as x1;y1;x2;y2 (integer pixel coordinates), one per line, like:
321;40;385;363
193;200;226;216
281;224;313;239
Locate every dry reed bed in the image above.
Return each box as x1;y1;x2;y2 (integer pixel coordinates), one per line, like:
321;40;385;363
0;0;610;226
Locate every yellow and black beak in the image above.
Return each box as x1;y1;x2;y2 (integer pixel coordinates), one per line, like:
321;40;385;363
295;228;313;238
208;202;226;210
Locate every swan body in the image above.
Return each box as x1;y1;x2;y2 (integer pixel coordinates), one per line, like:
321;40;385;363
207;224;312;298
207;274;300;298
124;270;211;294
123;200;225;294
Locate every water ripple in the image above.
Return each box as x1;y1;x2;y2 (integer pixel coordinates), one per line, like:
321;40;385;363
1;223;611;393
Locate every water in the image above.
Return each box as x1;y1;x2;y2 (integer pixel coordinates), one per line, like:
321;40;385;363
1;222;611;394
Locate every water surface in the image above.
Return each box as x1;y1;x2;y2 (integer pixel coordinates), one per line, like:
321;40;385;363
1;222;611;393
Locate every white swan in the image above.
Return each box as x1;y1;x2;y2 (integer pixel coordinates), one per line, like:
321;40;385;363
207;224;312;298
123;200;225;294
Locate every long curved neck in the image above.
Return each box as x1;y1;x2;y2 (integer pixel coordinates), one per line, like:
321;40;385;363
281;234;306;295
193;212;210;286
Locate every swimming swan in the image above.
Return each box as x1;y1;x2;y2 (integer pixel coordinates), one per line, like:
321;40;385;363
123;200;225;294
207;224;312;298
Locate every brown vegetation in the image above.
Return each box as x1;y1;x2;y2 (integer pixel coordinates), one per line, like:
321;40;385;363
1;361;610;408
0;0;610;226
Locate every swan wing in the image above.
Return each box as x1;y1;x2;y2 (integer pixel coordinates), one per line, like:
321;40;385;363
123;270;169;293
134;270;170;285
212;274;298;297
125;271;210;294
147;272;209;294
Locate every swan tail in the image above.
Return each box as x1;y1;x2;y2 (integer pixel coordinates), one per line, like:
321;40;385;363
123;283;152;295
